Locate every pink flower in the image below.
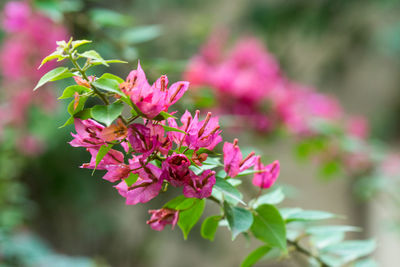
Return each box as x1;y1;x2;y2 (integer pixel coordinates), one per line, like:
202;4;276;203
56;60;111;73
102;164;132;183
114;162;163;205
346;115;369;140
146;208;179;231
223;139;256;177
120;63;189;119
81;148;125;170
16;135;44;156
252;158;279;189
168;110;222;150
183;170;216;199
275;85;342;135
127;123;171;157
161;154;191;187
70;119;106;148
2;1;30;32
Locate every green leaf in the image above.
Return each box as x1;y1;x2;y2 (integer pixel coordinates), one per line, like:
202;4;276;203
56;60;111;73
67;95;88;116
95;144;114;170
279;208;303;220
92;77;125;96
286;210;338;223
153;111;177;121
73;108;92;120
91;101;124;126
38;50;65;69
161;125;186;134
241;245;271;267
91;59;128;66
58;85;91;99
212;177;245;205
251;187;285;208
122;25;161;44
80;50;108;66
319;160;342;179
201;215;221;241
353;258;378;267
59;116;74;128
306;225;361;236
72;40;92;49
99;73;125;84
224;202;253;240
251;204;287;251
164;195;196;211
34;67;70;90
321;240;376;263
124;173;139;187
236;169;267;178
178;198;205;239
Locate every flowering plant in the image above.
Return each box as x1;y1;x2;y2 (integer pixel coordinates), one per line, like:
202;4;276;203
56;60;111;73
35;39;376;267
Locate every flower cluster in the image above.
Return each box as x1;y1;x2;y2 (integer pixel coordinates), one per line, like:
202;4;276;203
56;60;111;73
63;61;279;231
0;1;67;154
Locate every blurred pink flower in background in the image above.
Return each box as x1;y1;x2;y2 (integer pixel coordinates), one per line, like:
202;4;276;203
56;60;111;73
346;115;369;140
0;1;68;154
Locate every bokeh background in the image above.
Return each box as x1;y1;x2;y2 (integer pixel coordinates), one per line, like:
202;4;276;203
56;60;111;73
1;0;400;266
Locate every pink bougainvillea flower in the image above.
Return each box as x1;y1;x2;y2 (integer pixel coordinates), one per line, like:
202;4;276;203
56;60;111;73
2;1;30;33
70;119;106;148
120;63;189;119
223;139;256;177
146;208;179;231
114;162;163;205
346;115;369;140
147;123;172;155
161;153;191;187
127;123;166;157
81;148;125;170
183;170;216;199
102;164;131;183
252;157;280;189
168;110;222;150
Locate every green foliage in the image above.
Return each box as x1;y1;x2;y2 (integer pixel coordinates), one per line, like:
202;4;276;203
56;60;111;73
224;202;253;240
201;215;221;241
91;101;124;126
34;67;74;90
58;85;91;99
124;173;139;187
320;240;376;266
177;199;206;239
285;209;338;223
95;144;114;170
250;187;285;208
161;125;186;134
153;111;177;121
251;204;287;251
241;245;271;267
212;177;244;205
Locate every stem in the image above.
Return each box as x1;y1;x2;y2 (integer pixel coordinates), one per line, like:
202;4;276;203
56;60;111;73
67;51;110;105
287;240;328;267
